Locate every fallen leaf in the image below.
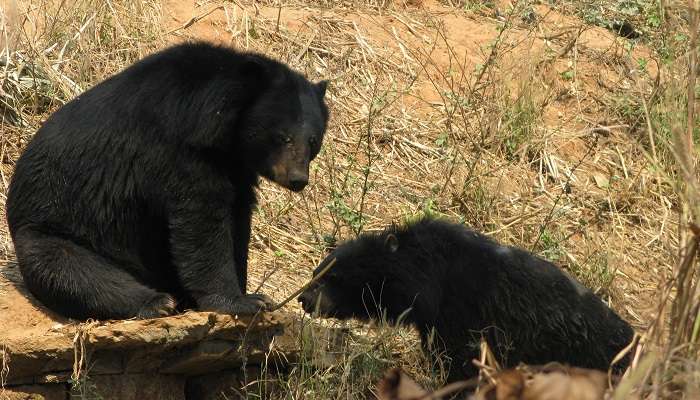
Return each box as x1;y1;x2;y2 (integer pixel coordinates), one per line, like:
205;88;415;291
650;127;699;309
474;365;607;400
375;368;429;400
525;368;606;400
495;370;526;400
592;172;609;188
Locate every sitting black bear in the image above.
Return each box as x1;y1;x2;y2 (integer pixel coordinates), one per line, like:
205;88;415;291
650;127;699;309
7;42;329;320
299;217;633;381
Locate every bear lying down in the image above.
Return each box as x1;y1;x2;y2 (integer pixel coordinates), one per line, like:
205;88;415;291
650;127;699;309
298;217;634;381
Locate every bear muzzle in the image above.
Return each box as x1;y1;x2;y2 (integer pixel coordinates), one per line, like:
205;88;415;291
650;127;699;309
286;170;309;192
298;287;335;316
267;158;310;192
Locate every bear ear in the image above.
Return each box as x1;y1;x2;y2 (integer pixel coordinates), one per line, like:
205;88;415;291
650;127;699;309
384;234;399;253
315;80;329;98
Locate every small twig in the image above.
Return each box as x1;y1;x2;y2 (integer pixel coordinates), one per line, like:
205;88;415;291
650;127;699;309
686;0;698;154
531;135;599;251
608;332;640;387
71;320;98;386
0;346;8;393
252;262;283;295
390;13;419;37
275;0;282;33
537;28;576;41
293;32;316;63
165;6;224;35
268;258;336;312
356;78;381;236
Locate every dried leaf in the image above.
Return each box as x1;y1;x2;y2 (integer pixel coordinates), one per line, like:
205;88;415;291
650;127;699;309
495;370;526;400
474;366;607;400
592;172;609;188
476;369;526;400
524;368;606;400
375;368;429;400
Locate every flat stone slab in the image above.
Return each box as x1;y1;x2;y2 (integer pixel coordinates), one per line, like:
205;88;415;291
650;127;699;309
2;311;286;384
0;257;289;389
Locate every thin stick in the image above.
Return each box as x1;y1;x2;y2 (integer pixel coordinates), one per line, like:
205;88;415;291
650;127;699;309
275;0;282;33
268;258;337;312
165;6;224;35
686;0;698;154
530;135;599;251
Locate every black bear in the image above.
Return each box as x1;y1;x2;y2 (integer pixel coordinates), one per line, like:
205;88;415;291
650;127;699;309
6;42;329;320
298;217;634;381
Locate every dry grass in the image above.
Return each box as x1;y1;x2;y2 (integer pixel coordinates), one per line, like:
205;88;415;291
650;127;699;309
1;0;699;398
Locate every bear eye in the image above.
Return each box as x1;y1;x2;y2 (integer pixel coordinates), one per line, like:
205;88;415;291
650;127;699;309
277;135;291;144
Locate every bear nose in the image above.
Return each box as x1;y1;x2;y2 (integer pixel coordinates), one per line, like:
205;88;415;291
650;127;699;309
298;291;312;309
288;173;308;192
297;292;308;305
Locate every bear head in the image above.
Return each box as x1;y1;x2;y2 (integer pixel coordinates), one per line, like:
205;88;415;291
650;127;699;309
298;226;439;325
235;58;329;192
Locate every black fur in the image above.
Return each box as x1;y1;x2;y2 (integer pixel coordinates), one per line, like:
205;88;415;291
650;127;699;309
299;218;634;381
6;42;329;320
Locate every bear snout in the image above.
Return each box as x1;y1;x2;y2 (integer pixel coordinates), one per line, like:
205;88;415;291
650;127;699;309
298;287;336;316
267;159;309;192
298;290;315;312
287;170;309;192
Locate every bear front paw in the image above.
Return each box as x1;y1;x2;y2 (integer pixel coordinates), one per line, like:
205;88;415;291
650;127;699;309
137;293;177;319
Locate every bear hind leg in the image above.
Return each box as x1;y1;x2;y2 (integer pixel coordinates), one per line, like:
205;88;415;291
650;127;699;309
13;227;175;320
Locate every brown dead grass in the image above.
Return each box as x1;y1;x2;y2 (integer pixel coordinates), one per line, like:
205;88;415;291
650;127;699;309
0;0;693;396
161;0;669;326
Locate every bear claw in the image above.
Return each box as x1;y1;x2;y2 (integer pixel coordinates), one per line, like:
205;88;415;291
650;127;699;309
137;293;177;319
